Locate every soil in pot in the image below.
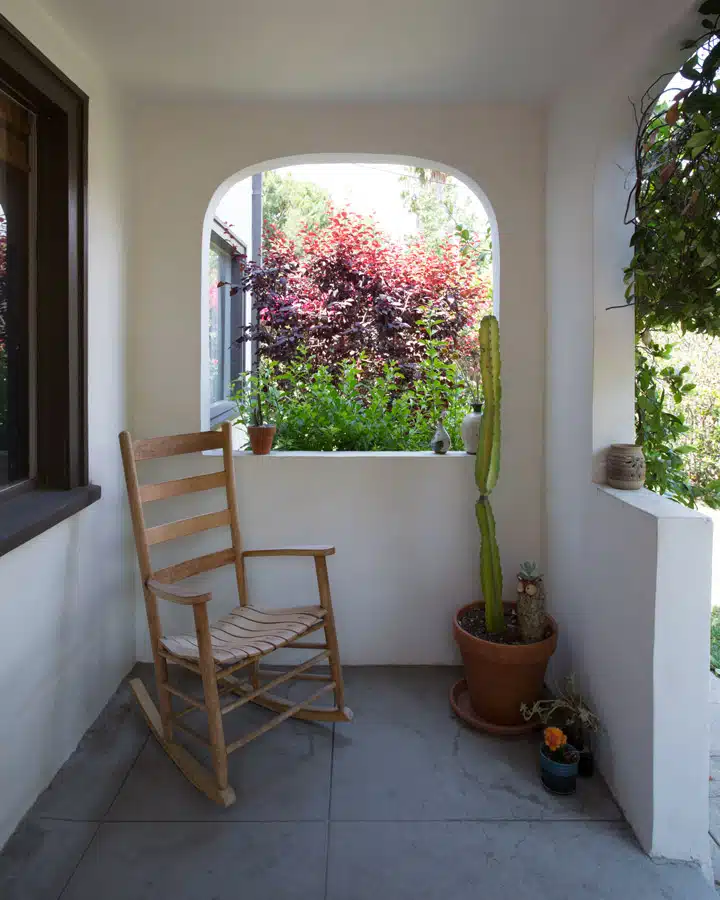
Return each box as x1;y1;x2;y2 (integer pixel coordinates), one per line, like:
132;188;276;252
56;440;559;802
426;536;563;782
453;602;557;730
458;605;553;645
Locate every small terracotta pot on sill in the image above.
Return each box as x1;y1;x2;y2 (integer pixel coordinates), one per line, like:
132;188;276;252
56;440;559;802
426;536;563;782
247;424;276;455
452;601;557;733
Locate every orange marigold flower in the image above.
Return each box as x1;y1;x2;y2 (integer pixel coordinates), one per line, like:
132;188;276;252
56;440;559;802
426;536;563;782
544;727;566;752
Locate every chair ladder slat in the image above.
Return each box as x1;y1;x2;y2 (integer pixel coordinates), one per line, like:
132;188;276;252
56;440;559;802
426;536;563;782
152;548;236;584
139;470;226;503
133;430;225;460
146;509;231;546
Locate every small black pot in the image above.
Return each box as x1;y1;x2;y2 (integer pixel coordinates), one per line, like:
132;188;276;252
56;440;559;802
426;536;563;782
564;725;594;778
540;745;579;795
578;749;594;777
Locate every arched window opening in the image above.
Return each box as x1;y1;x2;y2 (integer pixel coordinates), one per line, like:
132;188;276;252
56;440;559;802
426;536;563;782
206;161;495;452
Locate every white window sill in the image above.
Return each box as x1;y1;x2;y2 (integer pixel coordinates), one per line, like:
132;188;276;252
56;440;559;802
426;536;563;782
205;449;473;459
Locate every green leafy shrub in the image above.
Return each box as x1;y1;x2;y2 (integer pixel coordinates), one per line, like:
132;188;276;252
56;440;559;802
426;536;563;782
233;337;474;452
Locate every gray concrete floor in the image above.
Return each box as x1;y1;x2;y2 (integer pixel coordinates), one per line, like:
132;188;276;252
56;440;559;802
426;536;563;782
1;664;715;899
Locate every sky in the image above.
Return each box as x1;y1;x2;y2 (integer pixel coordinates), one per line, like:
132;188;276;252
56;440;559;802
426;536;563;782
221;162;489;244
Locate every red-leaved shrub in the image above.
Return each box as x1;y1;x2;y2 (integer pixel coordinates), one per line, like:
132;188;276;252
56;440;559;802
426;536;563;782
235;209;491;381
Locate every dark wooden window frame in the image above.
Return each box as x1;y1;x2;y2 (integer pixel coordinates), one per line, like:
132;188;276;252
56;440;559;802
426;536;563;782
0;14;99;557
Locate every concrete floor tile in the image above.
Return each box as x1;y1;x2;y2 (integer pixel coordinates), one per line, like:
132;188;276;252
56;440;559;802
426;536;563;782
340;665;462;725
331;717;620;822
327;820;716;900
0;818;96;900
61;821;326;900
31;678;147;822
107;704;332;821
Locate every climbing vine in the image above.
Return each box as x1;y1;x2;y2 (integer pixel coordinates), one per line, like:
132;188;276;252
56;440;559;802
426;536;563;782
626;1;720;507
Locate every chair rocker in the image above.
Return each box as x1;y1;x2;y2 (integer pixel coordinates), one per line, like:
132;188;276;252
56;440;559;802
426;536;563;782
119;422;352;807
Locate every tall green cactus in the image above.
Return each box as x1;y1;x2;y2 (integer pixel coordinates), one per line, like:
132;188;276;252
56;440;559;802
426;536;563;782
475;315;504;633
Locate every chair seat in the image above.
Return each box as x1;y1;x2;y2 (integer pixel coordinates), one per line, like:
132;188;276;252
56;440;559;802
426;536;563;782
161;605;327;665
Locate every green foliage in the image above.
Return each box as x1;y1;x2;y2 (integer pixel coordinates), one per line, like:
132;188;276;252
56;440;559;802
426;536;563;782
519;561;541;581
262;171;331;246
662;330;720;491
711;606;720;673
635;335;720;506
399;167;492;270
474;315;504;634
628;13;720;509
232;339;473;453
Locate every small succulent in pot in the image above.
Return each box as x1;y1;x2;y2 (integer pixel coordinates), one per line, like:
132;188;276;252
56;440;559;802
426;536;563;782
540;727;580;795
516;560;546;643
521;674;600;777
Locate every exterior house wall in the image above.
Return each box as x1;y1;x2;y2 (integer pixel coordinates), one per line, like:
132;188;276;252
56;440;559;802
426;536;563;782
545;0;711;863
126;102;547;666
0;0;133;849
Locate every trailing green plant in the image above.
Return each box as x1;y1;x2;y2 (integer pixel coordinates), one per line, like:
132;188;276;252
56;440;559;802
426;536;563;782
475;315;503;633
626;4;720;508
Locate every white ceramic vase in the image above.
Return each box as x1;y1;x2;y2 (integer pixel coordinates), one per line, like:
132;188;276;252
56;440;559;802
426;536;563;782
431;421;451;454
461;404;483;454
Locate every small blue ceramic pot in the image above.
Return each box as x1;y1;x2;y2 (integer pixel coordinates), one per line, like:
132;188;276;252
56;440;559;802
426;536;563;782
540;745;579;795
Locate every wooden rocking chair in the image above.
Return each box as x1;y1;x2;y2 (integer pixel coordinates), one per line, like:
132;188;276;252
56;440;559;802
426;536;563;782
119;422;352;807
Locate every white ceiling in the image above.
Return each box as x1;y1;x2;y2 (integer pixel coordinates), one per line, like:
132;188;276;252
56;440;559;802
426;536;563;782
43;0;642;101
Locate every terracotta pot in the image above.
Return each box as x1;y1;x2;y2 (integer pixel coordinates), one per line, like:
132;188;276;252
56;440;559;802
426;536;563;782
453;602;557;729
247;425;276;455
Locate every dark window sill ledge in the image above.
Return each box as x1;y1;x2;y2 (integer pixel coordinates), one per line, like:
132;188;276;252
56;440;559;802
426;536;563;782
0;484;101;558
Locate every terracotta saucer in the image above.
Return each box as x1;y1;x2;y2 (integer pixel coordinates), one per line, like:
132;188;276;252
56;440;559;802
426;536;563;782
449;678;538;736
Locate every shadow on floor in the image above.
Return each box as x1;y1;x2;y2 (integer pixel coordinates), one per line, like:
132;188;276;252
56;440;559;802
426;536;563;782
1;664;715;899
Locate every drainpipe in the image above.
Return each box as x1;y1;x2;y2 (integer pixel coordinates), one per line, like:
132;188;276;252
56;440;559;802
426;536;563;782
251;172;262;264
250;172;263;373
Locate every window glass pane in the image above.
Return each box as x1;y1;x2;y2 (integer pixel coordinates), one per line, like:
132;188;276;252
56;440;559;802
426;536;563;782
0;90;32;486
208;245;222;403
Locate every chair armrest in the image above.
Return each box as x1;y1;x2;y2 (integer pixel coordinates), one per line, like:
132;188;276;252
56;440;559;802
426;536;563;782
146;578;212;605
242;545;335;558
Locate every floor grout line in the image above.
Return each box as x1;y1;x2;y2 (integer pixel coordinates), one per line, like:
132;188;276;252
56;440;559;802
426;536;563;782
55;822;100;900
323;722;336;900
100;733;150;821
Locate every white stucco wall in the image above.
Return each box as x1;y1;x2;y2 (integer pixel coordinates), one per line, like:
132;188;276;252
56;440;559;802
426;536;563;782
136;453;481;665
545;0;711;864
0;0;133;849
127;101;547;665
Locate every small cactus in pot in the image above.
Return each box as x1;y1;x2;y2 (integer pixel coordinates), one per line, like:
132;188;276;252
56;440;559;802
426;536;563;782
516;561;546;643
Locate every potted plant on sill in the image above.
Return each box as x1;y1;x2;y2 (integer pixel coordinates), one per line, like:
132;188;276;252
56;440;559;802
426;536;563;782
450;315;557;734
540;727;580;795
246;391;276;455
234;364;277;455
521;674;600;777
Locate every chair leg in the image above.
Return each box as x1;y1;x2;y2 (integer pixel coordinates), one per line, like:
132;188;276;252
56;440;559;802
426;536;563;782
193;604;229;792
314;556;349;715
153;649;174;741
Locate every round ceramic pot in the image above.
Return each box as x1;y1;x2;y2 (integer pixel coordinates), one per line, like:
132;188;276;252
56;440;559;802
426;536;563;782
606;443;645;490
247;425;276;455
452;602;557;728
461;404;483;454
540;744;579;795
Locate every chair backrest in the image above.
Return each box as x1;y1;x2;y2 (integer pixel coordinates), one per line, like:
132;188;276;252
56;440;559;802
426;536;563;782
119;421;247;607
